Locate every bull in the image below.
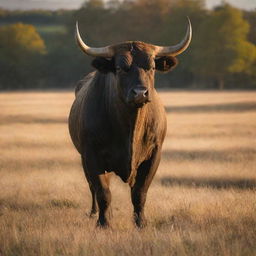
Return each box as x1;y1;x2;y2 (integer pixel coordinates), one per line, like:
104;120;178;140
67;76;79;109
68;19;192;228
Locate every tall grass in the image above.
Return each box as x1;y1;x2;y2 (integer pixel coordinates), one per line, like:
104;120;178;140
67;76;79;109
0;91;255;255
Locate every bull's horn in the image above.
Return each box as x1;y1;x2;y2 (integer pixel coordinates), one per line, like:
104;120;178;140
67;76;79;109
75;22;114;57
155;17;192;57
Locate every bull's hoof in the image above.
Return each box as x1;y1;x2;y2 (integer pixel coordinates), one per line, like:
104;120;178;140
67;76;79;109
85;211;97;218
135;219;147;229
96;219;110;229
134;214;147;228
89;209;98;218
89;212;97;218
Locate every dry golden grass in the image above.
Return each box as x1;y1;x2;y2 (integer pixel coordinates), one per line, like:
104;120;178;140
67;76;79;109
0;90;256;256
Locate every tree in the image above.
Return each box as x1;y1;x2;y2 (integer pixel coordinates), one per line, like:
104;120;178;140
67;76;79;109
0;23;46;89
244;10;256;45
82;0;104;9
192;4;256;89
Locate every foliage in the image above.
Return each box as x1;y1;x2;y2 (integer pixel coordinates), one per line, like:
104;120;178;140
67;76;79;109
0;23;46;89
244;10;256;45
0;1;256;90
192;4;256;89
0;8;72;25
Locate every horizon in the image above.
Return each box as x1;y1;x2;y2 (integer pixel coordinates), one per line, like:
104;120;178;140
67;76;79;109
0;0;256;11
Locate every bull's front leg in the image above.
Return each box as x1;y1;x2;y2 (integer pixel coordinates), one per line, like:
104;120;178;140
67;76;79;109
131;149;161;228
82;155;112;228
82;157;98;217
131;185;147;228
92;173;112;228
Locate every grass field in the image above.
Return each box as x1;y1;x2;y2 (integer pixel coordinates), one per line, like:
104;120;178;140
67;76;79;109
0;91;256;256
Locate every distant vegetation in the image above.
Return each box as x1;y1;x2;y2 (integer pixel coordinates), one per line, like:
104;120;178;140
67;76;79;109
0;0;256;90
0;23;46;89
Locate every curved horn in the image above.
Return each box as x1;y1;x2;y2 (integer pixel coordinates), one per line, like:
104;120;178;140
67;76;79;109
155;17;192;57
75;22;114;57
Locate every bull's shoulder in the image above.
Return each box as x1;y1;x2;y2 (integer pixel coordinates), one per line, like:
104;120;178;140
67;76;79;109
75;71;96;97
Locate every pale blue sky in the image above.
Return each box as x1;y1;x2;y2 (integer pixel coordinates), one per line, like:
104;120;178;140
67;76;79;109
0;0;255;10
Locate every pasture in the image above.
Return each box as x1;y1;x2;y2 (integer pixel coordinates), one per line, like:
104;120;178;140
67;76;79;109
0;91;256;256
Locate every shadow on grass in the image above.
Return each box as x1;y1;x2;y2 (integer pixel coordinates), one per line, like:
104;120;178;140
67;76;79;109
162;148;256;162
49;199;80;209
160;176;256;190
0;114;67;124
165;102;256;113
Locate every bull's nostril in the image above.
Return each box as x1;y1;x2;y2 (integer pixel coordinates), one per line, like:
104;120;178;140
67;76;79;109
143;90;148;97
132;89;138;95
132;88;148;98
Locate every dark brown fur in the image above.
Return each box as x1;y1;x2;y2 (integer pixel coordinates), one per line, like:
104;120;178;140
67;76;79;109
69;41;177;228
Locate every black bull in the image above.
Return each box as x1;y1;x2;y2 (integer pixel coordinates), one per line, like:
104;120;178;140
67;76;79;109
68;22;191;228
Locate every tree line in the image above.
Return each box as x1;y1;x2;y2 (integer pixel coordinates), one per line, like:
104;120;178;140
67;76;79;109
0;0;256;90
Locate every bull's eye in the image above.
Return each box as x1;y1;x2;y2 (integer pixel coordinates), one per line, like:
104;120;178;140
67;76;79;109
146;67;155;72
116;66;129;73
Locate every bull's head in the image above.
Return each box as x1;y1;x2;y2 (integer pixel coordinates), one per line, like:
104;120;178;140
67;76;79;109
75;19;192;108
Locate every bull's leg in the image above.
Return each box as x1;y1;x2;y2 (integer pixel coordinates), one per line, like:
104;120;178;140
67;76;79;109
92;173;112;227
87;179;98;217
82;157;98;217
82;155;112;228
131;149;161;228
104;172;113;219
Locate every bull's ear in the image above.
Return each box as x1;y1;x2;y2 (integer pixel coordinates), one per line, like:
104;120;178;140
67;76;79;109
91;57;115;73
155;56;178;72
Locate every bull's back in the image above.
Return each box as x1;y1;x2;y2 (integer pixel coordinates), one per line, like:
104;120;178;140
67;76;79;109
68;72;95;154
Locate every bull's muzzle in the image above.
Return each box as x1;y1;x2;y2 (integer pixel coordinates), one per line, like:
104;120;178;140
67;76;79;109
132;87;148;102
128;86;150;107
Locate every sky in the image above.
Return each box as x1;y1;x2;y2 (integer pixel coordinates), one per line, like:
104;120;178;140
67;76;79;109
0;0;256;11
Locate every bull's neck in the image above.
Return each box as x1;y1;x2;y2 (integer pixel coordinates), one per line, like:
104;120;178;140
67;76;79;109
107;92;148;136
108;93;149;185
100;72;153;184
101;72;146;133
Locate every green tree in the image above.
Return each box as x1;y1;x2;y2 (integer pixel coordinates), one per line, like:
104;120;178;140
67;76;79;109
192;4;256;89
82;0;104;9
244;10;256;45
159;0;206;87
0;23;46;89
